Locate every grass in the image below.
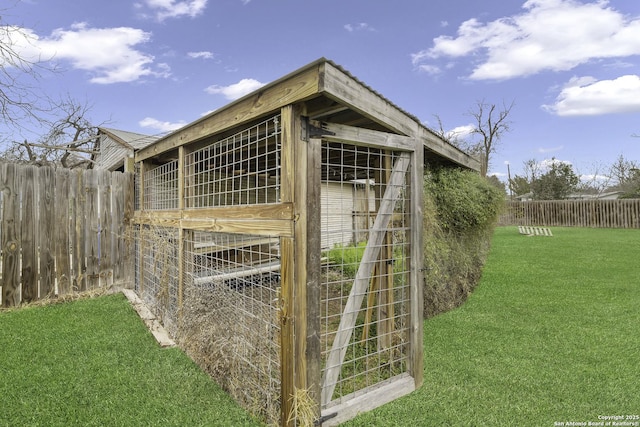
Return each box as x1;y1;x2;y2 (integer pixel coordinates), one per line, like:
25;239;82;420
0;293;261;427
2;227;638;426
344;227;640;426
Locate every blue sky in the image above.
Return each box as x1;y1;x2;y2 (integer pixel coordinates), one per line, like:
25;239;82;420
3;0;640;181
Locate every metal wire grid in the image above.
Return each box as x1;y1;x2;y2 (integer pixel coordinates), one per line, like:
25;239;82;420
320;143;411;406
138;225;180;335
183;230;282;423
184;115;281;208
143;160;179;210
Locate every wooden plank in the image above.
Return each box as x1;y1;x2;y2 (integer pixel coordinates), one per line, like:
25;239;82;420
111;171;125;285
85;169;100;290
321;151;411;404
321;374;415;427
98;170;112;287
20;165;38;302
68;170;80;291
320;61;479;171
182;203;294;221
320;61;417;137
38;166;55;298
136;64;321;162
181;218;293;237
74;170;87;291
55;169;71;296
1;163;20;307
318;121;415;151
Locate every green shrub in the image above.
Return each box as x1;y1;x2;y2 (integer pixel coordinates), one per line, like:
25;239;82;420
422;167;504;317
326;242;368;277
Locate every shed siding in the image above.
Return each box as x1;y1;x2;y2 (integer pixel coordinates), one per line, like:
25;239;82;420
98;135;130;171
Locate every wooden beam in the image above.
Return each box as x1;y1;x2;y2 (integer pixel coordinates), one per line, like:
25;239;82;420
320;61;479;171
316;121;415;151
182;204;294;221
181;218;293;237
321;374;415;427
320;62;419;137
321;152;411;404
418;126;481;171
136;66;321;162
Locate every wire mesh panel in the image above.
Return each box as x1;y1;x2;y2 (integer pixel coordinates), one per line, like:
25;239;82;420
179;231;282;425
320;142;412;408
184;115;281;208
137;225;180;334
143;160;178;210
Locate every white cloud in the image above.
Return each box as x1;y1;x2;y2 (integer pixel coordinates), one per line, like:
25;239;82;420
543;74;640;116
413;0;640;80
188;51;214;59
138;0;208;21
344;23;376;32
205;78;266;100
538;145;564;153
25;22;167;84
539;157;572;171
139;117;186;132
416;64;441;75
446;124;475;141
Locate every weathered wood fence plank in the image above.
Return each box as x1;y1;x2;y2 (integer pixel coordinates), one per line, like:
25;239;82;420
1;163;20;307
0;163;133;307
39;167;55;298
499;200;640;229
20;166;38;302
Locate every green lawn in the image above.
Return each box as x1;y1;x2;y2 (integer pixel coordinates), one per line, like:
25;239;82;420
2;227;639;426
0;293;261;427
345;227;640;426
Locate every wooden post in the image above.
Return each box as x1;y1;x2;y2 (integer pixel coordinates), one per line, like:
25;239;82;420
280;104;321;426
306;136;322;422
123;171;135;284
177;146;186;314
408;145;424;387
137;161;146;294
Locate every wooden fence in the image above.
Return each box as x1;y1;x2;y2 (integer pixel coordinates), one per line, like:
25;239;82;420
0;163;134;307
499;199;640;229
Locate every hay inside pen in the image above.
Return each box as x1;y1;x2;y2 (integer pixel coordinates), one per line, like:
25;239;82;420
132;58;479;426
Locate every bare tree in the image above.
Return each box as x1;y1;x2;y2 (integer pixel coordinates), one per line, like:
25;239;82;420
2;96;103;168
468;100;514;176
0;12;53;127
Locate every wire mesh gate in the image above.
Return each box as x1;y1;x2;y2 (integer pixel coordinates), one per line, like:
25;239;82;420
133;110;422;426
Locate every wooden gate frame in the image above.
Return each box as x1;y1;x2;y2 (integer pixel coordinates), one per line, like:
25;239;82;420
279;113;425;426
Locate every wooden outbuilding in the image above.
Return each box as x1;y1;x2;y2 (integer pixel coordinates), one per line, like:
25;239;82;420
133;58;478;426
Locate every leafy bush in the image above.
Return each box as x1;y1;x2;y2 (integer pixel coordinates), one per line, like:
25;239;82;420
422;167;504;317
325;242;368;277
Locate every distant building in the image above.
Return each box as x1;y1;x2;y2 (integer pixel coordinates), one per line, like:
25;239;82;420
94;128;160;172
